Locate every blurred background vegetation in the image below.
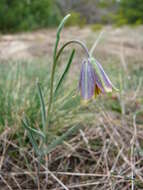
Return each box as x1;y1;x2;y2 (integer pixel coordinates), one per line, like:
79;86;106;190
0;0;143;33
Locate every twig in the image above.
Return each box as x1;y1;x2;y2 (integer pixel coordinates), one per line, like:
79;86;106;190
12;176;22;190
131;114;137;190
0;175;13;190
80;129;95;159
52;180;108;190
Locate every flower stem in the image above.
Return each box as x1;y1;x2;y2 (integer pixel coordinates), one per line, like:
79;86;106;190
47;15;71;129
47;40;90;128
56;40;90;61
47;59;57;127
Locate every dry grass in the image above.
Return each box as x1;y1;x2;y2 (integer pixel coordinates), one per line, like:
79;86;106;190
0;107;143;189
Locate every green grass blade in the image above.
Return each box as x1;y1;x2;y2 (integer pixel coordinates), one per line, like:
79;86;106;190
22;116;41;156
54;49;75;96
37;82;46;133
44;124;81;155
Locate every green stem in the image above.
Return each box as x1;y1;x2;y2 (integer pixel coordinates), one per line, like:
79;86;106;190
56;40;90;61
47;40;90;127
47;59;57;126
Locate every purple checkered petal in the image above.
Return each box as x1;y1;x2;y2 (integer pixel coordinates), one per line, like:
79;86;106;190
79;60;96;100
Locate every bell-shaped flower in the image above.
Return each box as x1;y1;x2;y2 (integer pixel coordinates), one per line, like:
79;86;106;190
79;57;118;101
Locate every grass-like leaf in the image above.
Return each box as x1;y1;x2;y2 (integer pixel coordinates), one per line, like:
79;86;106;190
54;49;75;96
37;82;46;133
53;14;71;61
44;124;82;154
22;116;41;156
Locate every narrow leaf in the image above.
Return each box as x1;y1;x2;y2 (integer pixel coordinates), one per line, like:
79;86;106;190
22;116;41;156
37;82;46;132
44;124;81;155
26;125;45;139
56;14;71;38
54;49;75;96
53;14;71;61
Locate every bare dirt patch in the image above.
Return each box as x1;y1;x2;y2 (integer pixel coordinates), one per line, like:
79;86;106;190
0;26;143;61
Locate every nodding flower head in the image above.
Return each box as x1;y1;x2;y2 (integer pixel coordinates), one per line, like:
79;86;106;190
79;57;118;101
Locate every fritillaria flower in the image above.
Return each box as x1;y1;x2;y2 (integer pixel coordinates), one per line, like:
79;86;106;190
79;57;117;101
